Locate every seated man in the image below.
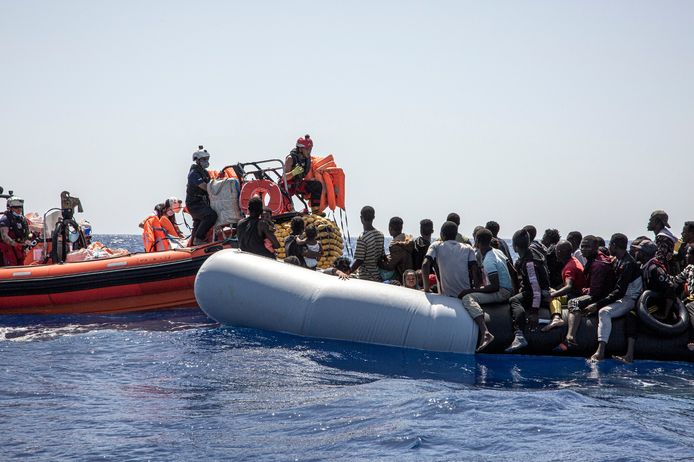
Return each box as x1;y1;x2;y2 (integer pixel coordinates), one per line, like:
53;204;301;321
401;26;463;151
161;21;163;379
378;216;414;283
0;196;31;267
543;240;586;332
671;245;694;351
412;219;434;271
675;221;694;270
237;196;279;259
506;229;551;352
614;239;672;363
589;233;643;361
422;221;492;352
349;206;385;282
283;135;323;215
458;229;514;352
554;235;616;352
647;209;678;274
541;228;564;289
486;220;513;264
567;231;587;266
637;239;676;318
445;212;472;244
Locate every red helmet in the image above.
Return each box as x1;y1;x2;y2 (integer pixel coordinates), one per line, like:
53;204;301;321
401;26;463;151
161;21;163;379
296;136;313;149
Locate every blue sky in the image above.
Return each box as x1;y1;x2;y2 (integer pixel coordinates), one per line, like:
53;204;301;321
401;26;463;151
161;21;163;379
1;1;692;240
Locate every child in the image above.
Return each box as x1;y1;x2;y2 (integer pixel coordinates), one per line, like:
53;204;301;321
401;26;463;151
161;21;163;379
303;225;322;270
261;207;277;258
402;269;419;290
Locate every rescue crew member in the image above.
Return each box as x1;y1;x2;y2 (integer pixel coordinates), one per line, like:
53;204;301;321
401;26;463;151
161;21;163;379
186;146;218;246
284;135;323;215
0;196;31;267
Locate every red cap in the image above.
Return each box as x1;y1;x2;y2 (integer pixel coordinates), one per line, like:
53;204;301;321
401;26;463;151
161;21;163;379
428;274;437;286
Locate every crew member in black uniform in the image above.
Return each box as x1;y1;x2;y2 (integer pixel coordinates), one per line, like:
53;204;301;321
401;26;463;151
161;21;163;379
185;146;217;246
283;135;323;214
0;196;31;267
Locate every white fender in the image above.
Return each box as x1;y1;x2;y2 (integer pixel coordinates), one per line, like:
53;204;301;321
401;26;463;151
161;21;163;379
195;250;478;354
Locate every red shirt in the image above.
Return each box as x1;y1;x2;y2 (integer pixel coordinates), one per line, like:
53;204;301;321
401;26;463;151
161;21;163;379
562;256;586;295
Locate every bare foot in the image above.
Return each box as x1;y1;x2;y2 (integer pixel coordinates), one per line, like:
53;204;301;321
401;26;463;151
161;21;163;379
541;317;566;332
590;352;604;362
687;343;694;352
613;355;633;364
476;332;494;352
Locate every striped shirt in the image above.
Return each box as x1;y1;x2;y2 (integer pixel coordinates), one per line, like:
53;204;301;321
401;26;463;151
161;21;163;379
354;229;385;282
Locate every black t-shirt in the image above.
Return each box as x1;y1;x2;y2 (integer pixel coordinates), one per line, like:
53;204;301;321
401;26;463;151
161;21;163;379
237;217;274;259
412;236;431;270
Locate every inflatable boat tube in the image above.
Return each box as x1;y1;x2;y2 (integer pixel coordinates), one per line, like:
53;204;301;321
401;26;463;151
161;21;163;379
195;250;479;354
636;290;689;336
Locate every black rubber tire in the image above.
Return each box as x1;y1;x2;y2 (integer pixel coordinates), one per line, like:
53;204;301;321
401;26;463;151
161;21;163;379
636;290;689;336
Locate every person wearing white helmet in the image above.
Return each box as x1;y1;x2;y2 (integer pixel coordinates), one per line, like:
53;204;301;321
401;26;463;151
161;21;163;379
185;146;218;246
0;196;32;266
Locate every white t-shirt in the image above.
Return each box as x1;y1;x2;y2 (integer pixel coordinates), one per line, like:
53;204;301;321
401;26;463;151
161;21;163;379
426;240;477;297
482;248;514;292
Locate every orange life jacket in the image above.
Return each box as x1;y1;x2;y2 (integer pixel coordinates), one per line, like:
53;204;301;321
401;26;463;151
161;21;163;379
323;167;346;210
142;215;170;252
160;215;182;238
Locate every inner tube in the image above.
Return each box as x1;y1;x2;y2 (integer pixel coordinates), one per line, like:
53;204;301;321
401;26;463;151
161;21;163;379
636;290;689;336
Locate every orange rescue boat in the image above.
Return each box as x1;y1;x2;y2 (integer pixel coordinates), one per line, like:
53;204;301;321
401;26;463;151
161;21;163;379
0;243;228;315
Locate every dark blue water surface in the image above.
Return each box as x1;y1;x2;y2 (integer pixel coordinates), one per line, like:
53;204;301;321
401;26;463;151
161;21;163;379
1;235;693;461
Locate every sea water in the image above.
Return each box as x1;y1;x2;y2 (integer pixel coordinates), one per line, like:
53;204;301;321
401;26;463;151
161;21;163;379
1;235;692;461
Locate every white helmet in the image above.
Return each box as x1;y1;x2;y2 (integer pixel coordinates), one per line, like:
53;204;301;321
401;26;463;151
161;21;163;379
7;196;24;208
192;145;210;161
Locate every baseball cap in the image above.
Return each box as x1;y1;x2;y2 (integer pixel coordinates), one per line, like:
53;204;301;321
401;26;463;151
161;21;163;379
632;239;657;257
650;210;670;228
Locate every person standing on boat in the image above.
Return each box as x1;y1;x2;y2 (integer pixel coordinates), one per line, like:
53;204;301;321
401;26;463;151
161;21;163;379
237;196;279;259
349;206;385;281
283;135;323;214
186;146;218;246
647;210;678;274
412;219;434;271
0;196;31;267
